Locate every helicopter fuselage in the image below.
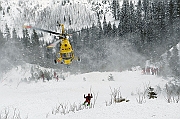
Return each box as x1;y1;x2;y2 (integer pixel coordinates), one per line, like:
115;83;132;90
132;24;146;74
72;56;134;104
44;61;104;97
56;38;74;65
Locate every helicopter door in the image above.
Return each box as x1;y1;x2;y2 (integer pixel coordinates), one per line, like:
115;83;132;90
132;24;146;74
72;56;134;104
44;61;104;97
61;52;73;59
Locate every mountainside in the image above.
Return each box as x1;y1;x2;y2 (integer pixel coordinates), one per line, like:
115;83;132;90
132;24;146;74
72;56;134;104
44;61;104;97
0;0;114;35
0;0;179;77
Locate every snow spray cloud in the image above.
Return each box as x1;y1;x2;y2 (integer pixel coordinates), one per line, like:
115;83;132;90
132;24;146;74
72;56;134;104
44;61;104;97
102;36;146;71
0;38;24;79
72;34;146;73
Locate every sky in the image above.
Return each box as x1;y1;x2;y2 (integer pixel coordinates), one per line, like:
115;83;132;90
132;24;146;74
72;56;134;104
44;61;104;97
0;64;180;119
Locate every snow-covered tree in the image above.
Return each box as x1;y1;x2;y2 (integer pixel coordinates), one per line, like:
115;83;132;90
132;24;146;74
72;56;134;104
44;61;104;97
111;0;120;20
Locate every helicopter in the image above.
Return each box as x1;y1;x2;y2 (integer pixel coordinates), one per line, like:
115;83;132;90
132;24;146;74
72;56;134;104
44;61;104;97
23;22;80;66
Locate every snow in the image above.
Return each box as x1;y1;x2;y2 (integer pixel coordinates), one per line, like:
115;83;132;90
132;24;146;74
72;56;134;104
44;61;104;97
0;0;138;37
0;0;180;118
1;0;113;31
0;64;180;119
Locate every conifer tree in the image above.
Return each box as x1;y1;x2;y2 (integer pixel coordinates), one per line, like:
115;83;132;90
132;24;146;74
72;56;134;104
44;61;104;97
5;24;11;40
97;13;103;40
118;20;123;36
22;29;31;48
168;0;174;24
31;29;41;64
12;28;18;40
169;46;180;77
69;15;72;25
159;1;166;28
103;15;108;36
112;0;118;20
31;29;39;46
0;30;4;46
129;0;136;32
0;30;3;37
172;0;179;19
107;21;112;37
12;28;20;52
71;29;80;49
90;23;98;45
120;0;130;34
150;1;166;47
117;1;121;20
135;0;143;31
166;50;172;76
0;3;2;11
142;0;148;19
3;10;5;16
22;29;31;62
44;42;53;67
178;0;180;17
0;30;5;64
83;27;90;48
112;22;117;37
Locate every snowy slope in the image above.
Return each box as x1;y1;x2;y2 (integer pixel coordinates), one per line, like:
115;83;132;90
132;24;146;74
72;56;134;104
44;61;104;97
0;0;111;36
0;0;138;35
1;64;180;119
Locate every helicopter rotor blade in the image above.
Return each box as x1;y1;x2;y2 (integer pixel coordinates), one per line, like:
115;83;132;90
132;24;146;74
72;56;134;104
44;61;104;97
47;40;61;48
23;25;81;38
67;28;88;35
23;25;60;35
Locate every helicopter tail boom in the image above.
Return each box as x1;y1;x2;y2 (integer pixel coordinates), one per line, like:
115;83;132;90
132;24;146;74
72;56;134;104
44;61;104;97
47;40;61;48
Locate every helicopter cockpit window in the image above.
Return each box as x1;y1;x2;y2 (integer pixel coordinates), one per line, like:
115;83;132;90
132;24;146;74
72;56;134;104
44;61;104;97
61;52;73;59
62;53;66;58
66;53;71;58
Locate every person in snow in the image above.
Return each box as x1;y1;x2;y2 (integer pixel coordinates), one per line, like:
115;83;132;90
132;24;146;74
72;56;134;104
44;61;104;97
83;93;93;106
54;71;57;78
56;75;59;82
41;72;45;82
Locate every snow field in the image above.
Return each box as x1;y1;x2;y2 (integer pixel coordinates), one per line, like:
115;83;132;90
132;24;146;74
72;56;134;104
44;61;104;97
1;68;180;119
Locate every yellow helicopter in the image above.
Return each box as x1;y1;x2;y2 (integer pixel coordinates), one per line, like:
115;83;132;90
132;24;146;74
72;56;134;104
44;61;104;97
23;23;80;66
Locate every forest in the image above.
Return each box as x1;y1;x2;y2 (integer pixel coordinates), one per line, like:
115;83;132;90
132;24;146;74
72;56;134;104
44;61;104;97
0;0;179;77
